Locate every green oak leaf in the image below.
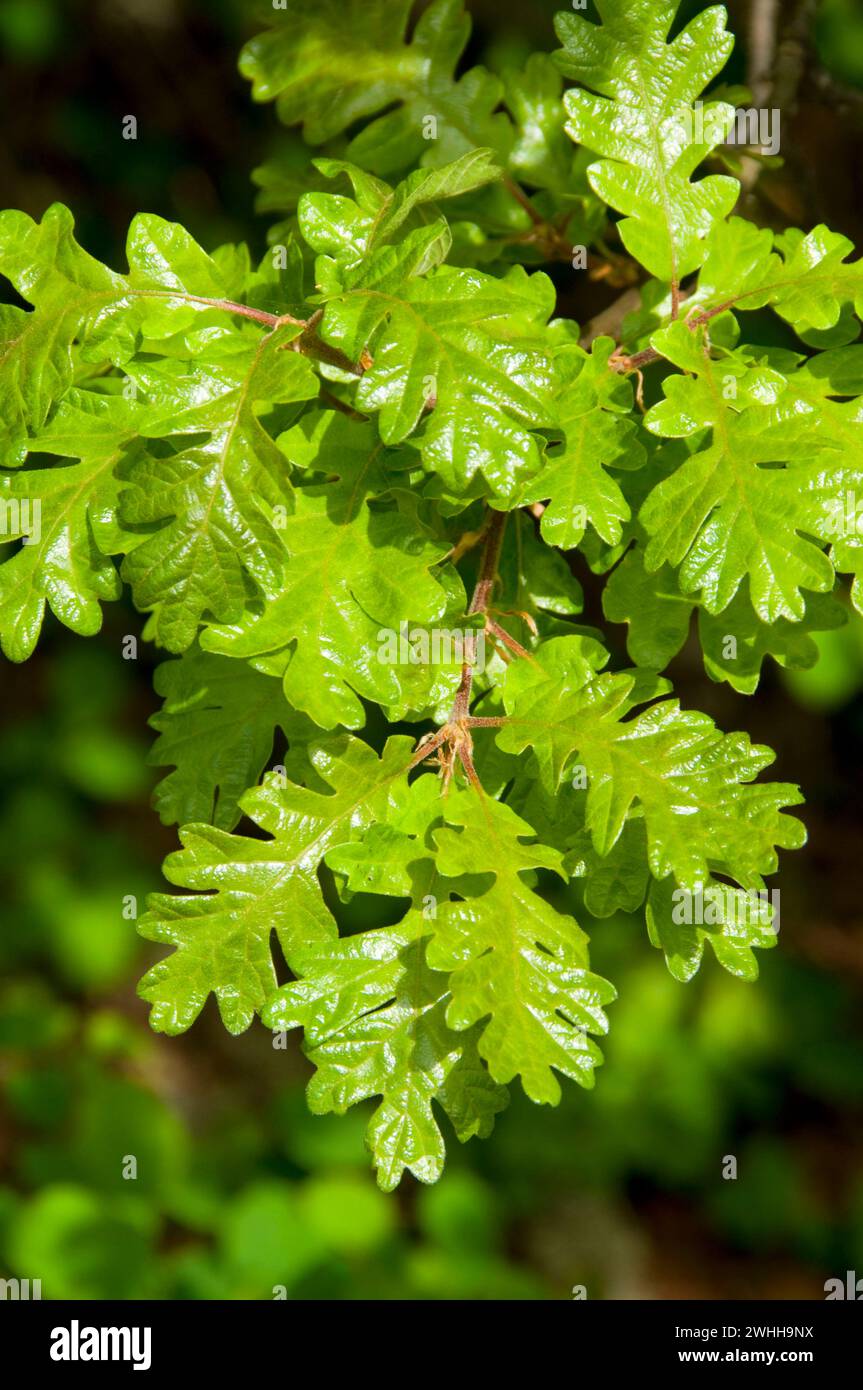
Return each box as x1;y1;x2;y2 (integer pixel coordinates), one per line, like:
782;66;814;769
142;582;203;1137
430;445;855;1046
697;217;863;337
522;337;645;548
555;0;739;281
496;637;806;892
0;205;132;464
201;411;463;729
298;778;614;1111
240;0;512;176
428;791;615;1104
646;874;778;983
603;548;693;672
331;260;556;500
496;508;584;621
265;916;507;1192
298;160;557;499
149;645;316;831
510;736;784;984
0;391;140;660
604;546;848;693
698;590;848;694
0;204;268;470
302;150;503;268
119;329;318;652
572;817;652;920
138;734;413;1035
505;52;579;196
640;323;863;622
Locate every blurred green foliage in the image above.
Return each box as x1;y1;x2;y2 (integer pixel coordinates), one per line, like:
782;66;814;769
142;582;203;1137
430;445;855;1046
1;624;862;1297
2;0;863;1300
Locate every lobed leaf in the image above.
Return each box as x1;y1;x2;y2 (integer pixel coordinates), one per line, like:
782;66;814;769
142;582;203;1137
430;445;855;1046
556;0;739;281
641;324;863;622
201;411;463;728
138;735;414;1035
149;645;315;831
496;637;805;893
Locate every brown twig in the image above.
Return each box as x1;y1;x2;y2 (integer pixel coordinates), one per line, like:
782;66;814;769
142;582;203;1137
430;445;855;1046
500;175;590;265
502;174;545;227
409;510;525;795
139;291;367;377
609;298;736;374
142;290;302;328
467;512;508;618
452;509;508;720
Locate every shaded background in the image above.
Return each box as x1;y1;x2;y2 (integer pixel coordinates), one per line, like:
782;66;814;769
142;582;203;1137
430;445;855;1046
1;0;863;1299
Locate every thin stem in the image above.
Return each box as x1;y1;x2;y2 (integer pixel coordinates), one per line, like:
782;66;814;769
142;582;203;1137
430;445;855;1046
502;174;545;227
468;509;508;617
194;296;284;325
449;664;475;725
452;509;508;721
610;298;736;374
144;291;299;328
456;736;484;795
500;175;581;263
408;511;528;795
141;291;365;376
486;617;537;665
296;328;366;377
319;388;368;420
408;727;448;770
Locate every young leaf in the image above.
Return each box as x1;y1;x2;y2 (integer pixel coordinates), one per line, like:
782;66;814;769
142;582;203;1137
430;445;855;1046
149;645;314;831
697;217;863;337
265;918;507;1192
0;206;129;464
120;330;319;652
522;337;645;547
200;411;463;729
555;0;739;282
604;546;848;693
240;0;512;175
306;150;503;262
428;791;615;1104
646;875;778;983
640;323;863;621
0;391;138;660
138;735;413;1035
505;52;579;196
301;162;558;498
603;548;693;673
496;638;806;892
0;203;263;463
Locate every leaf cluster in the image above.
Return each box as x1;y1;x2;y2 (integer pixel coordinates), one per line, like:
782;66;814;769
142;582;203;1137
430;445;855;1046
3;0;859;1186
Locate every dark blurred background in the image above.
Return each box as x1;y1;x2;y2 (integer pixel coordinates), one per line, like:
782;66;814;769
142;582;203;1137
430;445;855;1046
1;0;863;1299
